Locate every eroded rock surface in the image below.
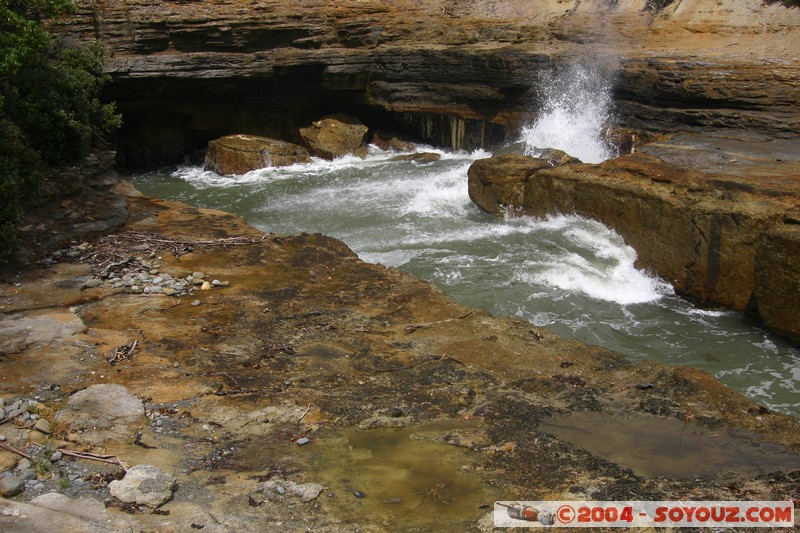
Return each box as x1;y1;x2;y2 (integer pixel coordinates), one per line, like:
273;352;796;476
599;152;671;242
1;167;799;531
55;384;145;445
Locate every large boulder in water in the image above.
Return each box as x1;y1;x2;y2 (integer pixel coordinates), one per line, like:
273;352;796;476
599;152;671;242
204;134;312;175
299;114;369;160
468;154;563;217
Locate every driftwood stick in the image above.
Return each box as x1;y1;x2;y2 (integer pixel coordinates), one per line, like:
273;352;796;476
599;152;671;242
404;313;474;334
298;403;312;421
57;448;129;472
29;443;129;472
0;441;34;461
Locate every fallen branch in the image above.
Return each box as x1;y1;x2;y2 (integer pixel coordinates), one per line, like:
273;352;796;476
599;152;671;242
59;449;129;472
0;440;34;461
31;444;129;473
117;232;266;257
298;403;312;422
405;313;474;334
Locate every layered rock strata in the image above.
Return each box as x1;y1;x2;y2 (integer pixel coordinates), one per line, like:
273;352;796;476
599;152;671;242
468;152;800;339
51;0;800;166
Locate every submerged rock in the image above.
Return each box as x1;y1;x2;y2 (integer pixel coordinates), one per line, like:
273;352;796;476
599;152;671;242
299;114;369;160
204;134;311;175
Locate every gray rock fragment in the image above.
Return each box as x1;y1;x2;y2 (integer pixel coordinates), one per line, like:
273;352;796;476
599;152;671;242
108;464;177;508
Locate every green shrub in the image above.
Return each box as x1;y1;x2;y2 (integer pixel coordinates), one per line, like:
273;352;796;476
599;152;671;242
0;0;121;264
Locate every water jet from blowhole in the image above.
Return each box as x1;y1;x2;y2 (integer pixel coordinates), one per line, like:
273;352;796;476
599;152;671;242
519;58;618;164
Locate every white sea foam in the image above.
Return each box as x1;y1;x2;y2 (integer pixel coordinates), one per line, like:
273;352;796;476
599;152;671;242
520;62;615;164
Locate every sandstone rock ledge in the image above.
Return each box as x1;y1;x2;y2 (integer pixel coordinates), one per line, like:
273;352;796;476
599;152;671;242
468;152;800;341
1;169;800;531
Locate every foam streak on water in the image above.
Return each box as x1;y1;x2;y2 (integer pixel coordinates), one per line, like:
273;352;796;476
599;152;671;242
130;148;800;416
520;61;615;163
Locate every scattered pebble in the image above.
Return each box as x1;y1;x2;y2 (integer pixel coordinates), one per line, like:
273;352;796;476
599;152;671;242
191;300;201;307
352;490;366;498
295;437;310;446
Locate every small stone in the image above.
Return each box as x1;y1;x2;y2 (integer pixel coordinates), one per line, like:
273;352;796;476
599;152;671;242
50;451;63;462
84;279;103;289
192;272;205;280
211;279;221;286
33;483;45;491
191;300;201;307
155;419;164;427
131;286;143;294
200;281;211;291
162;288;177;296
18;469;37;482
352;490;366;498
0;435;6;442
0;476;24;497
33;418;52;434
149;269;160;275
109;464;177;508
152;276;163;285
16;459;32;471
220;281;230;287
295;437;310;446
389;407;404;418
275;485;286;494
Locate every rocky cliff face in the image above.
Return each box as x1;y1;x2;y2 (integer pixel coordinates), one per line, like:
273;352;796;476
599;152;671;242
53;0;800;165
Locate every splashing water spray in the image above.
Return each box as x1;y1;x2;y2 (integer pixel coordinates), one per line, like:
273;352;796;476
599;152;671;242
520;59;617;164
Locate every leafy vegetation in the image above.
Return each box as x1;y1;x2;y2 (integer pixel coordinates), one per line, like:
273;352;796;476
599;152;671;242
0;0;120;264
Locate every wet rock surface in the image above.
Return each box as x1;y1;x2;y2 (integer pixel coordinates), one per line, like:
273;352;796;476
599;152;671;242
2;167;799;531
204;134;312;175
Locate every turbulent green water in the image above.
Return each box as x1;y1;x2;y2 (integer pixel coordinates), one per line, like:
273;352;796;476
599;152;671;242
128;148;800;417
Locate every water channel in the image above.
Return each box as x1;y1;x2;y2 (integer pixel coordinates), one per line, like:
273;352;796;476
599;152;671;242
128;146;800;418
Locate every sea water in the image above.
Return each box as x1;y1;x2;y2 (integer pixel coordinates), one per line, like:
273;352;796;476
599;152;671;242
130;148;800;417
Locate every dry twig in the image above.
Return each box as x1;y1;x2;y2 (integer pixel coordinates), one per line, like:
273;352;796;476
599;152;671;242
404;313;474;334
299;403;312;421
105;340;137;365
